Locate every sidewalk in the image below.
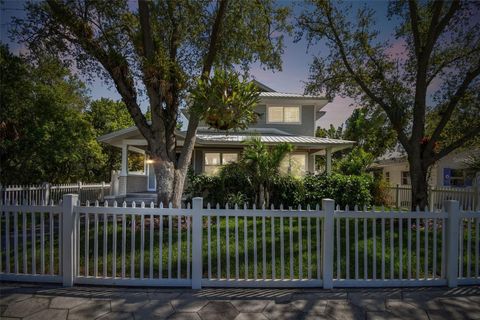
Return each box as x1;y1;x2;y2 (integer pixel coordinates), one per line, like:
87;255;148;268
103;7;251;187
1;282;479;320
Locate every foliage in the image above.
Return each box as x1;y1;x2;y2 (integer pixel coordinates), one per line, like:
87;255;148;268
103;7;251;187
316;124;344;140
343;108;396;158
371;177;390;207
299;0;480;209
0;45;104;185
191;69;260;131
241;137;294;206
303;173;374;209
335;147;374;175
12;0;291;206
84;98;135;181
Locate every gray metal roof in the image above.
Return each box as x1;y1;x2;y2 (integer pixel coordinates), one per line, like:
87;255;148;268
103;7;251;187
194;132;354;146
259;92;325;99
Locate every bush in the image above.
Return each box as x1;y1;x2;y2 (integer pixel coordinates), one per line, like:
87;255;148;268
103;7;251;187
371;177;390;206
303;173;373;209
186;168;374;209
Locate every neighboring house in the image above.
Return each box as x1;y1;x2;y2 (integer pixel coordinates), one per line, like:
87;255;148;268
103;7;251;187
98;81;354;197
375;149;480;188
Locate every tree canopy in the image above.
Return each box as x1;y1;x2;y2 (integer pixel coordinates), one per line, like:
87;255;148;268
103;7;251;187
13;0;291;206
0;44;104;185
299;0;480;208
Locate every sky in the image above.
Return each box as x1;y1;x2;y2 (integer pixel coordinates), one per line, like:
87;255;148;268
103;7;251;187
1;0;397;129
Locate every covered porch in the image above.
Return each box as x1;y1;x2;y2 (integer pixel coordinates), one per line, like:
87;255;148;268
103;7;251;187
98;127;355;199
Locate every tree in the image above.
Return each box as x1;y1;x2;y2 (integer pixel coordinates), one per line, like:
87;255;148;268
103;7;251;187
241;138;294;207
0;44;104;185
84;98;135;181
13;0;290;207
299;0;480;209
343;108;396;158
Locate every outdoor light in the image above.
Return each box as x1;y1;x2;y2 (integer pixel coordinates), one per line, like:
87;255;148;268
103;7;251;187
146;159;155;164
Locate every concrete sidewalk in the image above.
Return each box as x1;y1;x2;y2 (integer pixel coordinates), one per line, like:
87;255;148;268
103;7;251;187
1;282;479;320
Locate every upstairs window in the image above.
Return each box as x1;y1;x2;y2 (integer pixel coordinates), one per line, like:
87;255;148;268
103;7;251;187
267;106;300;123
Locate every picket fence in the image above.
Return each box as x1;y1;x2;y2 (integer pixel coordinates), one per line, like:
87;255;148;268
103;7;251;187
0;182;110;205
386;184;479;211
0;195;478;289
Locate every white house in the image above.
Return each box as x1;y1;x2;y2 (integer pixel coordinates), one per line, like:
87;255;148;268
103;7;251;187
376;149;479;187
98;81;355;198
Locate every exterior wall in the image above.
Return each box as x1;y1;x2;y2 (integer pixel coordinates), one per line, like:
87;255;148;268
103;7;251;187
253;105;315;136
193;147;312;176
126;174;148;193
197;105;316;136
381;149;480;187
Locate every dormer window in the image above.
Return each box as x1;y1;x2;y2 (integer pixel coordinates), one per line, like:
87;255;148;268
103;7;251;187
267;106;301;124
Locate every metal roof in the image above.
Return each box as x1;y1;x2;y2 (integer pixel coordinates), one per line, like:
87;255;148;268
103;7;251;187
259;92;325;99
193;132;354;146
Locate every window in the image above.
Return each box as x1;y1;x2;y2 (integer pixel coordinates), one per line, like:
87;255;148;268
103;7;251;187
401;171;410;185
280;153;307;177
446;168;475;187
385;172;390;184
267;106;300;123
204;152;238;175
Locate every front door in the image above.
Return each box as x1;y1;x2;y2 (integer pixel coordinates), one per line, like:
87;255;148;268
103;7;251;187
147;163;156;191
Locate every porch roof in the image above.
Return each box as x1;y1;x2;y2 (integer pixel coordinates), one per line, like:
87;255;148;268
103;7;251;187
98;126;355;151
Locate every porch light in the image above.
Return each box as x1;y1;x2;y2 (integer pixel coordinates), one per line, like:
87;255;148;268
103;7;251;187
146;159;155;164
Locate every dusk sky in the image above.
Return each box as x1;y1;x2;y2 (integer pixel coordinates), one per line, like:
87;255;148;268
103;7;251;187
1;0;398;129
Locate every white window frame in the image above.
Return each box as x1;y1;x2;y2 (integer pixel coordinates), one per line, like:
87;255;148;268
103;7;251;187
266;105;301;124
203;151;239;175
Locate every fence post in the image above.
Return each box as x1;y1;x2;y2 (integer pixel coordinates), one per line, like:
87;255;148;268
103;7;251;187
428;186;434;212
322;198;335;289
42;182;51;205
62;194;78;287
77;181;83;203
445;199;460;288
101;181;105;201
191;197;203;289
395;184;400;209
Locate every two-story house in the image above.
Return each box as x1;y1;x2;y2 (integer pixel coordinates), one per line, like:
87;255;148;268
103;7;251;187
99;81;354;197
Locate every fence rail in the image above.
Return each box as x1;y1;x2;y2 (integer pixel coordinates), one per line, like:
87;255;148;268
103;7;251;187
386;184;479;211
1;182;110;205
1;195;478;289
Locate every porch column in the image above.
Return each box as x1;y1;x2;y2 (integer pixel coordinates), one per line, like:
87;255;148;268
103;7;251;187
326;147;332;175
119;143;128;196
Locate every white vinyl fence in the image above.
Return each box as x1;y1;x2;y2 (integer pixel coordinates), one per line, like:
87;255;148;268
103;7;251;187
0;195;478;288
387;184;479;211
0;182;110;205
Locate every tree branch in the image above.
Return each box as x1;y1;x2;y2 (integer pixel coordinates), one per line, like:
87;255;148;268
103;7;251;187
177;0;229;172
428;61;480;148
433;126;480;162
322;4;410;150
408;0;422;59
46;0;152;142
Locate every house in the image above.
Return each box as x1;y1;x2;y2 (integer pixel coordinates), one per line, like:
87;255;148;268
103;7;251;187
98;81;355;198
375;149;480;188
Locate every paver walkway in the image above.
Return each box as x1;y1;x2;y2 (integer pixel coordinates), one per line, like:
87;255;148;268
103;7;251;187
1;282;479;320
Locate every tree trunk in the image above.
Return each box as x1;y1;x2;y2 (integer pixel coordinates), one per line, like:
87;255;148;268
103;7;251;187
408;156;429;210
172;169;187;208
259;183;265;208
152;156;175;207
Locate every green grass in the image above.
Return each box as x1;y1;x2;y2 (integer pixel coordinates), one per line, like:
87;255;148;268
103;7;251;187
1;213;478;280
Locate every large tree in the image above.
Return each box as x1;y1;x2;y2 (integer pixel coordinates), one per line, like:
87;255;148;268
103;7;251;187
0;44;104;185
299;0;480;209
13;0;290;206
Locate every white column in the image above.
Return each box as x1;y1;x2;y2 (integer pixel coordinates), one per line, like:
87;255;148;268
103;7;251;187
326;148;332;175
120;143;128;176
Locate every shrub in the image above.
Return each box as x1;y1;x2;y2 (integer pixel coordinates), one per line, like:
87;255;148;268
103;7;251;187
270;175;304;207
303;173;373;209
